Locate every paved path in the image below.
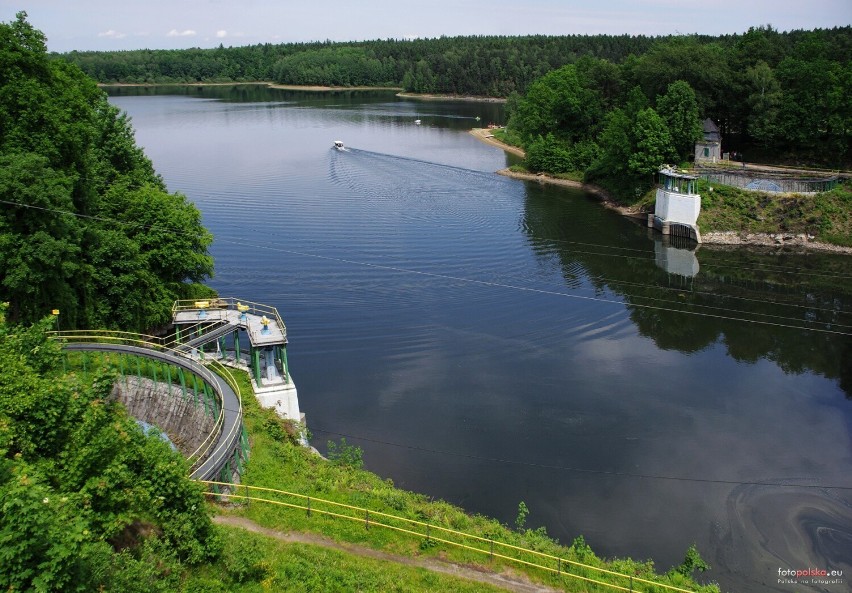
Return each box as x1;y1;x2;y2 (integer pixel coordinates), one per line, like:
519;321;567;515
213;515;566;593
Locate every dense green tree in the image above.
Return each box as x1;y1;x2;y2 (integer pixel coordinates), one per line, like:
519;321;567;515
773;34;851;163
575;56;623;111
591;108;633;176
744;61;782;148
628;37;735;131
656;80;702;161
0;13;214;331
525;133;575;173
0;308;219;591
629;108;677;176
584;107;643;199
508;64;600;144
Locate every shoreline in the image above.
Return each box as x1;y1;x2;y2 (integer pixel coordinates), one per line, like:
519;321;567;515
100;81;404;92
470;129;852;254
99;82;501;102
396;92;507;103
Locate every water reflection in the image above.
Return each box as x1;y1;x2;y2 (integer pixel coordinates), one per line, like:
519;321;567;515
652;234;700;279
108;88;850;593
521;184;852;399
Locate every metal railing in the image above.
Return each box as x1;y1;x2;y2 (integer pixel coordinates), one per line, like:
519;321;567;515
50;330;243;479
172;297;287;340
201;481;703;593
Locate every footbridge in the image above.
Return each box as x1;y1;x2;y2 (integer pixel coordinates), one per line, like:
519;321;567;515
52;297;300;486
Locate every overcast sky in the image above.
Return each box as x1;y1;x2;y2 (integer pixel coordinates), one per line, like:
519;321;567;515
3;0;850;53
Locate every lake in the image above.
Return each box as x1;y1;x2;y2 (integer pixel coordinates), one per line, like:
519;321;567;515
109;85;851;593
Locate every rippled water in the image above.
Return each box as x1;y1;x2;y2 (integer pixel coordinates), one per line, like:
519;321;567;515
110;86;852;593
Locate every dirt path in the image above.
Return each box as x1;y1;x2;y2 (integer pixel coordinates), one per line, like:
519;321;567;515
213;515;565;593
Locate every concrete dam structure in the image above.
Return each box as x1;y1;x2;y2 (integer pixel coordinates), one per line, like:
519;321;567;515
57;297;301;487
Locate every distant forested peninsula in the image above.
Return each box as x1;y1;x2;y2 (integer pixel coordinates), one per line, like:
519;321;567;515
62;27;851;164
62;28;850;99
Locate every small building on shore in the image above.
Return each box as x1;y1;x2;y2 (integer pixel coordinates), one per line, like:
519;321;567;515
648;167;701;243
694;118;721;163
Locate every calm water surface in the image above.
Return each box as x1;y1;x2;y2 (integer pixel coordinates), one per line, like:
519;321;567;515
109;86;852;593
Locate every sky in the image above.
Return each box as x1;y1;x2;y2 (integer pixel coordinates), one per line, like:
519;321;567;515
2;0;850;53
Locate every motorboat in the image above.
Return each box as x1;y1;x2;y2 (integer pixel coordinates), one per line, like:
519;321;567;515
333;140;345;150
414;119;421;125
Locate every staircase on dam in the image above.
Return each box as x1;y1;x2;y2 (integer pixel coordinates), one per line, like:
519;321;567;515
171;298;303;424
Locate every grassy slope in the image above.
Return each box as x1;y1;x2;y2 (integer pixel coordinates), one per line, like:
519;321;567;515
697;180;852;246
184;525;510;592
630;179;852;246
197;368;718;593
490;130;852;247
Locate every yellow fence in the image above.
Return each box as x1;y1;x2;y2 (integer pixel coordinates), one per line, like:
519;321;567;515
201;481;700;593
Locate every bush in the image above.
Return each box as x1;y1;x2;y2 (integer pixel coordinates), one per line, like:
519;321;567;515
221;534;270;584
525;133;575;173
326;438;364;469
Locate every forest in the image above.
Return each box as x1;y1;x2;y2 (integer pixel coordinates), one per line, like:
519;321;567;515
0;14;221;590
499;27;851;197
62;26;851;172
1;13;215;331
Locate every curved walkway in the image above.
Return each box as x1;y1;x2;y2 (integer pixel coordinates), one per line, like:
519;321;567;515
214;515;564;593
63;342;242;481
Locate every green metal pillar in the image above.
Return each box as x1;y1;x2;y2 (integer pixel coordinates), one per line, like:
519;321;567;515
175;325;181;344
192;374;199;407
202;382;210;417
234;330;241;365
252;346;261;384
279;346;289;384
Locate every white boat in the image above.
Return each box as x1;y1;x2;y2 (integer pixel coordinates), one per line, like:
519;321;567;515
414;119;421;125
333;140;345;150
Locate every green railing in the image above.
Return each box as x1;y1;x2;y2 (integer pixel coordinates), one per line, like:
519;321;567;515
50;330;244;478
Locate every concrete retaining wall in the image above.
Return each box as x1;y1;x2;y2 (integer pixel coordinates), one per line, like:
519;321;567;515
112;377;217;457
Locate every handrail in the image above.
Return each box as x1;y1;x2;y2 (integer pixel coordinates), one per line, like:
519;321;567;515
172;297;287;340
193;359;244;480
201;481;701;593
50;331;242;480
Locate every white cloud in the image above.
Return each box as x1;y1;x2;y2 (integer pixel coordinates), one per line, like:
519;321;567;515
166;29;197;37
97;29;126;39
216;30;227;38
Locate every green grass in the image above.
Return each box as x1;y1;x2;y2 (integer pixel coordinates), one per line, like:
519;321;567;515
491;127;524;150
209;367;719;593
184;526;510;593
697;179;852;245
